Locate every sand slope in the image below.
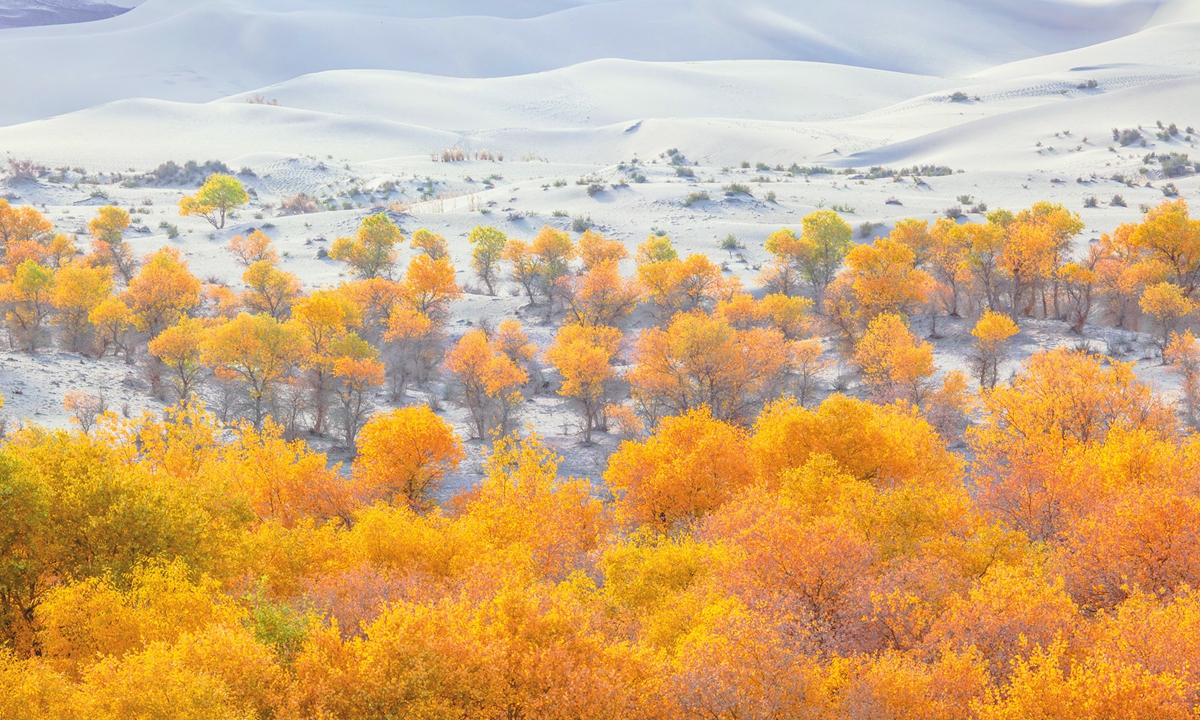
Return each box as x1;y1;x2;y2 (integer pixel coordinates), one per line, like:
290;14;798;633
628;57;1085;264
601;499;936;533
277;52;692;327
0;0;1173;125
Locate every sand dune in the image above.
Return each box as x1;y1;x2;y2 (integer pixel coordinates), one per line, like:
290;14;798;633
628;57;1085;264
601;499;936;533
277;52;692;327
0;0;1175;125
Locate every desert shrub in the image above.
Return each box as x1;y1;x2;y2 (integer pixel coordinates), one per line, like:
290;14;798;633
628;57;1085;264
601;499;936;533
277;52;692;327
1076;79;1099;89
1083;196;1099;208
675;166;695;178
788;164;837;176
1111;194;1127;207
858;221;881;238
683;191;710;207
944;206;964;219
970;203;988;214
586;183;605;197
1163;183;1180;197
158;222;179;239
144;160;230;186
866;164;955;179
5;158;45;181
1112;127;1142;146
723;183;752;196
1159;152;1197;178
279;193;320;215
572;215;592;232
664;148;692;166
885;196;902;205
957;195;973;204
949;91;969;102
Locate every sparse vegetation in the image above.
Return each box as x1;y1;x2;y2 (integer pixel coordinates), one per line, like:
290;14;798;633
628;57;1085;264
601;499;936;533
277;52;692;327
5;158;46;182
1112;127;1143;146
279;192;320;215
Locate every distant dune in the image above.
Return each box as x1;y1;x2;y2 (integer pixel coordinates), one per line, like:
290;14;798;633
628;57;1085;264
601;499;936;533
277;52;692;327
0;0;130;30
0;0;1175;126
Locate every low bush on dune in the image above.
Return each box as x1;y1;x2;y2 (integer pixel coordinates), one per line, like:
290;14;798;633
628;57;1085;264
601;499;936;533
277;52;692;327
279;193;321;215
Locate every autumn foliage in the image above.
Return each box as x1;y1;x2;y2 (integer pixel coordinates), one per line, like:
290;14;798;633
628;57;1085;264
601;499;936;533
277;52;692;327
4;197;1200;718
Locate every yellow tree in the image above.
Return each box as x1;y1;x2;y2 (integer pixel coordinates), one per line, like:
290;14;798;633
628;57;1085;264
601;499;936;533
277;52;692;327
544;323;622;443
50;264;112;353
999;218;1058;323
854;312;935;405
0;199;54;258
87;206;137;282
1015;201;1084;317
634;234;683;320
147;317;209;403
561;259;641;327
330;213;403;279
605;407;751;530
241;260;301;320
578;229;628;270
1095;223;1160;330
330;332;385;448
88;297;136;362
468;225;507;294
200;313;303;428
1060;253;1099;334
0;260;54;353
443;329;527;438
672;253;730;313
629;311;792;424
765;211;854;301
352;405;464;510
1140;281;1195;351
971;310;1020;389
1165;330;1200;426
1128;198;1200;296
504;237;543;305
928;218;972;319
226;230;277;266
969;347;1175;541
411;228;449;260
179;173;248;229
532;226;577;307
122;247;201;338
966;217;1008;313
494;319;538;368
400;254;461;324
382;306;437;399
291;289;360;434
826;236;931;345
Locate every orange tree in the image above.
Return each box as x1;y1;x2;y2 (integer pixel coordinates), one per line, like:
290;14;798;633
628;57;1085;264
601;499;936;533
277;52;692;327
629;311;792;425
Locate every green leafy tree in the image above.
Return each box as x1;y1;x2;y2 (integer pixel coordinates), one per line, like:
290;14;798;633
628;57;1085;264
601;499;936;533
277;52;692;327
330;213;403;279
179;174;248;230
468;226;508;295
